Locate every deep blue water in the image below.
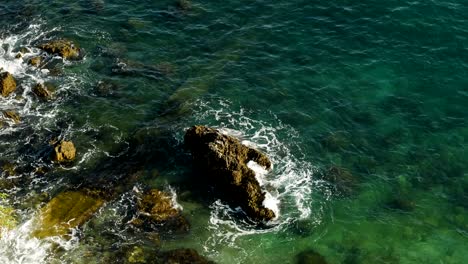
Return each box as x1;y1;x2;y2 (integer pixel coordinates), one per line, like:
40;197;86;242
0;1;467;263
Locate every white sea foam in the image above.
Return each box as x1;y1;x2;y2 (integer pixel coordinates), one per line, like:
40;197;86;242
0;220;51;264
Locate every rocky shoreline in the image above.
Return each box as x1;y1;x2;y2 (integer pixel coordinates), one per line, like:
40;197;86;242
1;36;276;261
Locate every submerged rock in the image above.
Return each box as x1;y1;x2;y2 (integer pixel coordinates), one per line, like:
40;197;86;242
295;249;328;264
2;111;20;124
33;83;54;99
32;190;105;238
132;189;189;235
184;125;275;221
51;140;76;163
176;0;192;11
39;39;82;60
0;72;17;97
322;166;358;196
159;248;215;264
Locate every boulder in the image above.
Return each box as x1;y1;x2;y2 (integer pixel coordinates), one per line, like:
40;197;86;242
51;140;76;163
184;125;275;221
28;56;42;67
2;111;20;124
159;248;215;264
32;83;53;99
39;39;82;60
131;189;189;235
32;190;105;238
0;72;17;97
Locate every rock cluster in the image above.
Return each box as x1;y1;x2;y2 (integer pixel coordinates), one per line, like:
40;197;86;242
184;125;275;221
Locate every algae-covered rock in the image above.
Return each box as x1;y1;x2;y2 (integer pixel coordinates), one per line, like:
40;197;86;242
0;72;17;97
28;56;42;67
2;111;20;124
132;189;189;235
127;246;146;263
184;125;275;221
51;140;76;163
159;248;215;264
0;193;17;232
32;191;104;238
32;83;54;99
39;39;82;60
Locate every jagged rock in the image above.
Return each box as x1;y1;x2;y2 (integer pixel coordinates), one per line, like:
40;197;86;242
39;39;82;59
32;190;105;238
295;249;328;264
32;83;54;99
51;140;76;163
132;189;189;235
28;56;42;67
0;72;17;97
159;248;215;264
2;111;20;124
184;125;275;221
15;53;22;59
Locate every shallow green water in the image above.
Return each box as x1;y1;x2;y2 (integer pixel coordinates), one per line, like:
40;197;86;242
0;0;467;263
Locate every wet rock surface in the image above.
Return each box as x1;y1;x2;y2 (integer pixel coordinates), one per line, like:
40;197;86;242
32;190;105;238
131;189;189;235
0;71;17;97
39;39;82;59
51;140;76;163
28;56;42;67
2;111;21;124
184;125;275;221
32;83;54;99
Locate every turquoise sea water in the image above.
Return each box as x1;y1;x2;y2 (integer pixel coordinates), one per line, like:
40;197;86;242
1;0;467;263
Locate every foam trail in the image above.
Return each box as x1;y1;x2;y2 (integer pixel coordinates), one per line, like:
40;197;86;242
0;221;51;264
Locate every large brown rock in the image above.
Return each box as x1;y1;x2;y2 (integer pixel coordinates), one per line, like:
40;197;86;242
51;140;76;163
39;39;81;60
32;190;105;238
184;125;275;221
131;189;189;235
0;72;17;97
2;111;20;124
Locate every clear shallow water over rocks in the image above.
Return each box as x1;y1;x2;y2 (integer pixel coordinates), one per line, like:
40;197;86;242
0;0;467;263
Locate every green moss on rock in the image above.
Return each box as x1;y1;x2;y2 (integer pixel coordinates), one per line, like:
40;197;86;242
32;191;104;238
39;39;82;60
